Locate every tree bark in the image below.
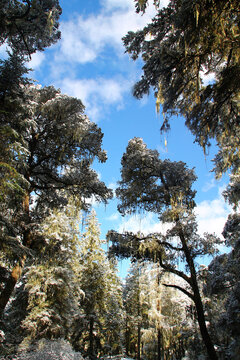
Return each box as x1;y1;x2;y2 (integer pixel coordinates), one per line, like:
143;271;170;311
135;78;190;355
0;193;31;318
178;225;218;360
125;321;130;356
89;316;94;358
0;261;24;318
137;321;141;360
157;328;162;360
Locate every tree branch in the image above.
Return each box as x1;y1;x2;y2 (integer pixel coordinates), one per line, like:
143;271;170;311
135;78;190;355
159;255;192;285
162;283;194;301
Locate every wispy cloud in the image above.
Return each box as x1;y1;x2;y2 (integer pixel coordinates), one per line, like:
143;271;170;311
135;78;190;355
59;76;131;121
31;0;168;119
202;177;217;192
107;212;120;221
200;67;216;86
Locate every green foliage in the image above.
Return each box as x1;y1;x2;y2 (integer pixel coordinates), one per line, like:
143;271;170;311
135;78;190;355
4;204;83;346
0;0;62;58
16;85;112;214
116;137;197;220
0;53;30;205
124;0;240;178
108;138;221;359
72;211;123;358
0;83;112;319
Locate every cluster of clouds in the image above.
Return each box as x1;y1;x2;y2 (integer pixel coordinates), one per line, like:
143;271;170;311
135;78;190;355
30;0;170;120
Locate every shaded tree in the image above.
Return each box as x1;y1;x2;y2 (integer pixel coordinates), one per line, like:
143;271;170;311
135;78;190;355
20;203;84;344
204;213;240;359
1;202;84;356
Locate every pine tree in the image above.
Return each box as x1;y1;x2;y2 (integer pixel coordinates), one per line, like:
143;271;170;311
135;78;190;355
2;202;84;353
0;0;64;318
204;213;240;359
0;85;112;317
108;137;223;360
123;262;150;360
72;211;123;358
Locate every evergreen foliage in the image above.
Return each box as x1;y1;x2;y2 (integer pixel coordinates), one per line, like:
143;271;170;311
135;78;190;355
124;0;240;180
0;84;112;317
108;137;223;359
0;0;61;58
0;0;239;358
72;211;123;358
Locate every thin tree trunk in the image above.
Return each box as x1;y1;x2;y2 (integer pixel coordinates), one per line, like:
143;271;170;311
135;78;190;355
137;266;141;360
157;328;162;360
157;267;162;360
125;321;130;356
89;316;94;358
137;321;141;360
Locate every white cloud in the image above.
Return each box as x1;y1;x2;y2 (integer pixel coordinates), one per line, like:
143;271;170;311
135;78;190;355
108;182;118;191
58;76;131;121
195;187;231;239
200;67;216;86
28;51;46;69
57;1;158;65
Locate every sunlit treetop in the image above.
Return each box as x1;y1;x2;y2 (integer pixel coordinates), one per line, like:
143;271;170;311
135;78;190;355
116;137;197;220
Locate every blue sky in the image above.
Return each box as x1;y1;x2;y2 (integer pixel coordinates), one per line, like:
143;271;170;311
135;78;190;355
3;0;231;276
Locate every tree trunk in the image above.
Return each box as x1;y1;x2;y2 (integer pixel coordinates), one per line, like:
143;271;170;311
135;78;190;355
0;193;31;318
89;316;94;358
0;261;23;318
125;321;130;356
193;288;218;360
178;226;218;360
137;321;141;360
157;328;162;360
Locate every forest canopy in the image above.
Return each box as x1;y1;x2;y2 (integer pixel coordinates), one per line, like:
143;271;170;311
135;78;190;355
0;0;239;359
